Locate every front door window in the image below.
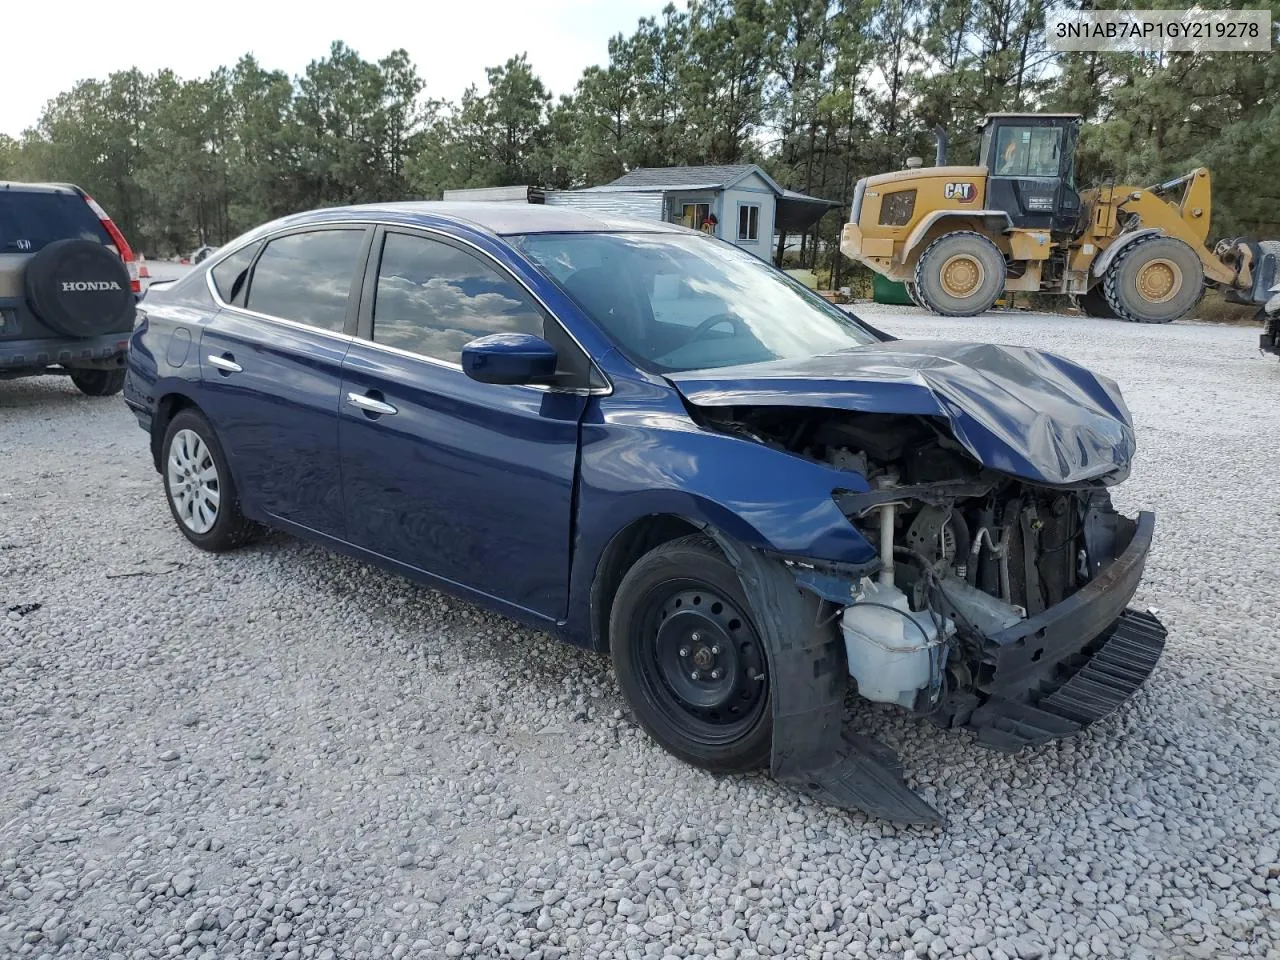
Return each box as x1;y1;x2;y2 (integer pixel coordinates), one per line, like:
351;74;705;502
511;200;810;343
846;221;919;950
372;232;545;364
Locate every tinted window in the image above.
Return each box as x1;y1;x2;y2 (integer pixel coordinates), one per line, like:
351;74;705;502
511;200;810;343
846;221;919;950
210;242;261;305
245;230;365;332
0;191;113;252
372;232;545;363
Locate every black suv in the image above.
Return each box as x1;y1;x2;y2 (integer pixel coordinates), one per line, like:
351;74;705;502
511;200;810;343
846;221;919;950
0;181;140;396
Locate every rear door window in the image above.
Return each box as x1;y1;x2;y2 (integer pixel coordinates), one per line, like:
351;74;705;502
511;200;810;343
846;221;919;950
244;229;366;333
0;191;113;253
210;242;261;306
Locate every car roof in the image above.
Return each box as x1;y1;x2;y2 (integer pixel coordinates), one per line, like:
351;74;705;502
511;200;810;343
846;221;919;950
285;201;688;237
0;181;81;195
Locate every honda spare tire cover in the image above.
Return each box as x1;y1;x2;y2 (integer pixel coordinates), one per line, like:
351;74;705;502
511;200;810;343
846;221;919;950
23;238;134;338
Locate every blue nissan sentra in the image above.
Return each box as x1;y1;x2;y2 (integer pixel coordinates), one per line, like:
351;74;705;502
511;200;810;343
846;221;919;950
125;203;1166;823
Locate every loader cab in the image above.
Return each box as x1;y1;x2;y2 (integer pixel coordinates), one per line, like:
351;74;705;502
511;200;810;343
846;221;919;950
980;113;1083;235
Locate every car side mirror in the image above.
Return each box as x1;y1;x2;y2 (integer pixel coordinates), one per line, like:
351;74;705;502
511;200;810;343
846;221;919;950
461;333;558;386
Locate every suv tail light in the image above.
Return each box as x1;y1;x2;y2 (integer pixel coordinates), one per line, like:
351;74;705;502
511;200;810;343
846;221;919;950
81;192;140;294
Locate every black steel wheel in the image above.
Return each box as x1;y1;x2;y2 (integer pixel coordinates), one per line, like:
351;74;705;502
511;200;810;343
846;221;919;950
610;536;772;772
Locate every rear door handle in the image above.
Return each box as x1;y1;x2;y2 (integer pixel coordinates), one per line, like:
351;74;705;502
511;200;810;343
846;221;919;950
207;354;242;374
346;392;398;416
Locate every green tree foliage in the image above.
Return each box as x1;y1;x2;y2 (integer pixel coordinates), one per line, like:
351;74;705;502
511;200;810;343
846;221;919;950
6;2;1276;260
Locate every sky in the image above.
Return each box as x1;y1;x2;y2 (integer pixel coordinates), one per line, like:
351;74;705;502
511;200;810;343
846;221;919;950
2;0;668;137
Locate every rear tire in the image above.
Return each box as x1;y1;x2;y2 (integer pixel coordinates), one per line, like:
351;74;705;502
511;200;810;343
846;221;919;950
161;409;260;552
610;535;772;773
69;368;126;396
903;281;923;309
914;231;1006;317
1103;235;1204;323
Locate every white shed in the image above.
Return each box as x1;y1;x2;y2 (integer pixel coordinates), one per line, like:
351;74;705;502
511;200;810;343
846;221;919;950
440;168;840;265
575;164;840;262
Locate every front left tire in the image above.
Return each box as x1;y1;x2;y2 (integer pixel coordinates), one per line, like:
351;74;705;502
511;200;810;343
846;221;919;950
609;535;773;773
161;408;260;552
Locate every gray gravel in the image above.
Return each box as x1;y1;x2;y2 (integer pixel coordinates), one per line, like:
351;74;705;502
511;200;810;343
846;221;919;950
2;308;1278;959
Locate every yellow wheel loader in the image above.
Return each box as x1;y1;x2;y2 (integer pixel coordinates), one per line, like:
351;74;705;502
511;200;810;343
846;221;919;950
840;113;1279;322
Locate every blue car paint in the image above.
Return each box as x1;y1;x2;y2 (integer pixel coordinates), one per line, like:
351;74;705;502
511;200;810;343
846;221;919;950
559;365;880;647
670;341;1136;487
198;311;352;538
338;341;586;620
126;202;1134;654
461;332;560;384
123;299;215;432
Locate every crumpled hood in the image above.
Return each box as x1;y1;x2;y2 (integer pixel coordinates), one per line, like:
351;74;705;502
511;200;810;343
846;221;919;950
670;340;1136;485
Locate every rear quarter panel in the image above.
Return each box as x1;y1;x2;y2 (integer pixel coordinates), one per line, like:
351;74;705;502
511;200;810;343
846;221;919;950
123;275;218;455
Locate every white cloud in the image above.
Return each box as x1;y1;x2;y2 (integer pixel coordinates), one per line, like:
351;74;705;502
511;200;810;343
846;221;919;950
376;274;542;361
2;0;666;137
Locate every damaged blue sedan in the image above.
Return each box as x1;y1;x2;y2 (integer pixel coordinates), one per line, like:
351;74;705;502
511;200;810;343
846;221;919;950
125;204;1165;823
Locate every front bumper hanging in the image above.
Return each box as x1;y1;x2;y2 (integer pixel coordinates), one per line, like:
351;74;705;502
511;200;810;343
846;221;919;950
940;510;1167;751
716;507;1166;826
960;608;1166;752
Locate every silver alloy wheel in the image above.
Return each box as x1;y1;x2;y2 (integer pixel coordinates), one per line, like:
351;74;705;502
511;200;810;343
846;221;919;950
167;429;220;534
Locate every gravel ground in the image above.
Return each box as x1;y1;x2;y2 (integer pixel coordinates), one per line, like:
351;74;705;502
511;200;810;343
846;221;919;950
2;308;1278;960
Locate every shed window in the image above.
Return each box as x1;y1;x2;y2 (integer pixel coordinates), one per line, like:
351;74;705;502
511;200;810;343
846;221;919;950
679;203;712;230
737;204;760;242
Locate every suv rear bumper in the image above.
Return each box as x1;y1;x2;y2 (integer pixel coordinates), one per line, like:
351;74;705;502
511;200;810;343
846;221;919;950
0;334;131;372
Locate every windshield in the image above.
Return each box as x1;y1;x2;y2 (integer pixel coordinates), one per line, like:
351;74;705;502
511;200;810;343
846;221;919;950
512;231;877;373
993;125;1062;178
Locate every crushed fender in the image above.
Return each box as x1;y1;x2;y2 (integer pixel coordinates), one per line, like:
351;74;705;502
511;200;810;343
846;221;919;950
710;531;944;827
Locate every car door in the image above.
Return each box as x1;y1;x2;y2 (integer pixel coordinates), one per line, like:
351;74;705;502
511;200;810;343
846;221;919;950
338;226;590;620
199;225;371;538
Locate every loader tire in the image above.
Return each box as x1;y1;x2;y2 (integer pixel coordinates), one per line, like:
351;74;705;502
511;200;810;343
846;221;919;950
1076;286;1117;319
914;231;1005;317
1103;235;1204;323
903;281;923;309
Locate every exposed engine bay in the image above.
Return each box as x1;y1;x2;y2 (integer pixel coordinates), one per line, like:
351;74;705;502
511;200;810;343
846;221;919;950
699;404;1154;724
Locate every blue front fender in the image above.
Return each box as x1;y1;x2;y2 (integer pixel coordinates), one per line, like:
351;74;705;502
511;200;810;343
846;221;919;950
562;376;878;647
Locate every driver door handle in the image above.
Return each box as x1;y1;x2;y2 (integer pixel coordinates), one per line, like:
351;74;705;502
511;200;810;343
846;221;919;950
346;392;398;416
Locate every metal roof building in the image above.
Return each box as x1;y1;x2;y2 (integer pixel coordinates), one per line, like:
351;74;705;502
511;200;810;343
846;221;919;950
444;164;841;262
